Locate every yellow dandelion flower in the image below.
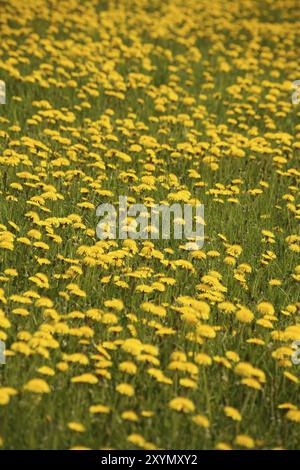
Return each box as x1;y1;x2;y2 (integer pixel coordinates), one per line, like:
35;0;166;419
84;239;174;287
23;379;50;394
89;404;110;414
71;374;98;384
121;411;139;422
257;302;275;316
286;410;300;423
68;422;86;433
116;383;135;397
235;307;254;323
224;406;242;421
169;397;195;414
192;414;210;428
235;434;255;449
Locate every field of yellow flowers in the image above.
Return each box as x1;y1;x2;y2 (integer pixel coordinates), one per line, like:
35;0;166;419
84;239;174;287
0;0;300;450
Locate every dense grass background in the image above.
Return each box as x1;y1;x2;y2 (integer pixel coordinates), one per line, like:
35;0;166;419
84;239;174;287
0;0;299;449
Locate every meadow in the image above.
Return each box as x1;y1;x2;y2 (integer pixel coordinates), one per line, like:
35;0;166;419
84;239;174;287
0;0;299;450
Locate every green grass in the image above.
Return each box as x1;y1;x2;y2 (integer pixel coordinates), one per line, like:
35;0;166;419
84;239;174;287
0;0;299;450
